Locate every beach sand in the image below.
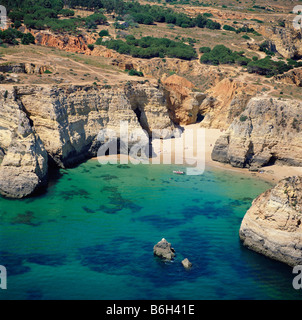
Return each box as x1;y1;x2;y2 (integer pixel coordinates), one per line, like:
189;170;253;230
96;123;302;185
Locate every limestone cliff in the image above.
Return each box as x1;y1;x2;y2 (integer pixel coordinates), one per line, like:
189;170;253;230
0;89;48;198
16;83;176;168
240;176;302;266
212;97;302;170
0;82;177;197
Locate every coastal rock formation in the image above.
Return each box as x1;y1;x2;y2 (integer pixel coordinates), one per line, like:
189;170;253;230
0;82;177;197
0;89;48;198
240;176;302;266
182;258;192;269
153;238;176;260
201;78;257;130
15;83;176;168
163;74;206;125
212;97;302;170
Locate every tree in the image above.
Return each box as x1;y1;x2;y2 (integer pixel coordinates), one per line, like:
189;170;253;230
99;30;110;38
195;14;207;28
206;19;221;30
199;46;211;53
21;32;35;44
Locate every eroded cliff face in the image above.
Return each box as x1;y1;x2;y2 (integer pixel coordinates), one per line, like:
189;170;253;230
33;31;95;54
162;74;206;125
15;83;176;168
0;89;48;198
240;176;302;266
212;97;302;170
275;68;302;87
201;78;257;130
0;82;177;198
258;24;302;59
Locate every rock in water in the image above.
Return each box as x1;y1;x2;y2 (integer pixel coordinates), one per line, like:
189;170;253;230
153;238;175;260
182;258;192;269
240;176;302;267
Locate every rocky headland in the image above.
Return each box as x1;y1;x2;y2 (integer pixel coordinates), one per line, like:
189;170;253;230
240;176;302;266
209;94;302;266
212;97;302;171
0;78;209;198
0;89;48;198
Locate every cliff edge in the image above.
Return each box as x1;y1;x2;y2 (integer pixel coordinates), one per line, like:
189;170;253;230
240;176;302;266
212;97;302;170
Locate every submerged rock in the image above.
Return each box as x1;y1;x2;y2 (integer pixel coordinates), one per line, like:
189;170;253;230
153;238;175;260
240;176;302;266
182;258;192;269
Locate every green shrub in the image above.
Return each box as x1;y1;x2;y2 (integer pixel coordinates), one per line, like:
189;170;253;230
104;35;197;60
59;9;75;17
0;28;23;45
128;69;144;77
99;30;110;38
199;46;211;53
21;33;35;45
247;57;292;77
13;21;22;29
85;13;107;29
132;13;154;25
8;10;25;22
223;25;236;32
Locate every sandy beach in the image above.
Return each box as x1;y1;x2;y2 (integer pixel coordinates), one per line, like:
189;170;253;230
96;123;302;185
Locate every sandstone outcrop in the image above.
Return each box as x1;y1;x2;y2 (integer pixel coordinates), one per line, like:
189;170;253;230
0;89;48;198
240;176;302;266
258;24;302;59
34;31;95;54
153;238;176;260
275;68;302;87
201;78;257;130
212;97;302;170
163;74;206;125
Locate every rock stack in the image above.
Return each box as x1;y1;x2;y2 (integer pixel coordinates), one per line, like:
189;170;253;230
153;238;176;260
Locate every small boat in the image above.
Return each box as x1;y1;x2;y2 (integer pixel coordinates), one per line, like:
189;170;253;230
173;171;185;175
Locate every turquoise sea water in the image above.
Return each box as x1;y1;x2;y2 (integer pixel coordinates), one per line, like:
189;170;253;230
0;160;301;300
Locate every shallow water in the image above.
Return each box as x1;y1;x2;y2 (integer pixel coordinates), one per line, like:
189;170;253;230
0;160;300;300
